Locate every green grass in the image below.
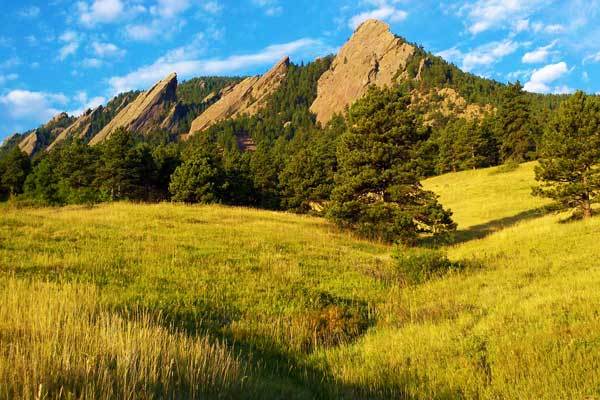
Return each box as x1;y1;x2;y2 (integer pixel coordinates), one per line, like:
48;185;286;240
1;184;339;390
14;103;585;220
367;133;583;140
1;162;600;399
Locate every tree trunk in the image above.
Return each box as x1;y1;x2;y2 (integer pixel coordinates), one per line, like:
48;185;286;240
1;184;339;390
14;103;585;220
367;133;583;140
582;198;593;219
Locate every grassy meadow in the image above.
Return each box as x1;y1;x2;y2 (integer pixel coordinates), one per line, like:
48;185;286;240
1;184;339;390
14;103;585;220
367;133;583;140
1;162;600;399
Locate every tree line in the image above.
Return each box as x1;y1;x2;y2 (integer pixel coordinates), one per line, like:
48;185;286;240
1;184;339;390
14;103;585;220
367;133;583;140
1;61;598;243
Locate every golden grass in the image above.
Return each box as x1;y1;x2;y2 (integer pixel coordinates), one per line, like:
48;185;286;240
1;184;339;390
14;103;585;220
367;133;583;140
0;278;245;400
1;162;600;398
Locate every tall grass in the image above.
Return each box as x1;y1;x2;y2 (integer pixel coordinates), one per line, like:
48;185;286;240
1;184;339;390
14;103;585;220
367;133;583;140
1;161;599;398
0;278;246;400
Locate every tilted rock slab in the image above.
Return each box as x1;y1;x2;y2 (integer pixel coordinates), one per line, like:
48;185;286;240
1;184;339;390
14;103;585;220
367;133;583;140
187;56;289;137
90;73;178;145
310;19;415;126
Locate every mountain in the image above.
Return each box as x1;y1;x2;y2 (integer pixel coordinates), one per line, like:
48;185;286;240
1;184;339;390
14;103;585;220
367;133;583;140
310;19;416;125
2;19;563;158
89;73;179;145
186;56;290;137
17;112;75;156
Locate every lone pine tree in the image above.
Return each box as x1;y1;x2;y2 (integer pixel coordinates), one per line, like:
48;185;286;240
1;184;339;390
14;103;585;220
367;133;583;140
328;86;455;243
534;91;600;219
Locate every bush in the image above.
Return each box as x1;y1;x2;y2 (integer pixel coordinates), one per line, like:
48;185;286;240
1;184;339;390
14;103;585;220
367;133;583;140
393;247;464;284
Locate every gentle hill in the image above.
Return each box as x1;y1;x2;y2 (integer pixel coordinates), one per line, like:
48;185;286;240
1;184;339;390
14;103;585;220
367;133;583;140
1;161;599;398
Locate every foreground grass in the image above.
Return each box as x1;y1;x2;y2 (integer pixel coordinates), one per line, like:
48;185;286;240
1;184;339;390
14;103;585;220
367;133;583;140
1;162;600;398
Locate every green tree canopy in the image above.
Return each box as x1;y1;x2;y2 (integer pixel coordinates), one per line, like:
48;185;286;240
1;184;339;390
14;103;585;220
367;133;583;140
328;86;456;243
0;147;31;198
534;91;600;218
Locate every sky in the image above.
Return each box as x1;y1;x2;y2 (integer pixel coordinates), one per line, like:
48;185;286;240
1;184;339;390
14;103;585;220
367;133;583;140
1;0;600;140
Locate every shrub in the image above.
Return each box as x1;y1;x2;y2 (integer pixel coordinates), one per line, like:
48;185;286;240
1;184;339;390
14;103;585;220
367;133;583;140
393;247;464;284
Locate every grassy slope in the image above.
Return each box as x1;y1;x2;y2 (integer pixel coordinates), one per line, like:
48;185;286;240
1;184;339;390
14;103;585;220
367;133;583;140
1;162;599;398
315;162;600;399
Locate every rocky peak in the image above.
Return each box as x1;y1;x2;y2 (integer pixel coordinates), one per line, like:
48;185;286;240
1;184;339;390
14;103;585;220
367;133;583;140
90;73;178;145
187;57;289;137
310;19;415;125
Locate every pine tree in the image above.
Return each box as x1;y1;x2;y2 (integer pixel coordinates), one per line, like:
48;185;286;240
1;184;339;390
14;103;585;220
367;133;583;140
328;86;455;243
0;147;31;197
534;91;600;219
169;146;223;204
496;82;538;162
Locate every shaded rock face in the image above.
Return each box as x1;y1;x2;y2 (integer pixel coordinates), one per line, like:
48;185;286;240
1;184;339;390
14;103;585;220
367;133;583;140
90;73;178;145
47;107;103;151
187;57;289;136
310;19;415;126
18;112;73;155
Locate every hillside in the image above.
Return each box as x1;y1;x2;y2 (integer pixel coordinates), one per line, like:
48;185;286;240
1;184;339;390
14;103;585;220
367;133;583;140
1;162;599;398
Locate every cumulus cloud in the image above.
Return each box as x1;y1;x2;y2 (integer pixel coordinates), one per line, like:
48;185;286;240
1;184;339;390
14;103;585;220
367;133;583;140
524;61;569;93
77;0;143;26
0;90;68;122
522;41;558;64
108;38;330;94
348;0;407;29
150;0;191;18
438;40;520;72
584;51;600;64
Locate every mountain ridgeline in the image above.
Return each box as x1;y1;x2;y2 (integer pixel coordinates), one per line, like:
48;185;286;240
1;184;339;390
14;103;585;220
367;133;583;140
0;19;572;237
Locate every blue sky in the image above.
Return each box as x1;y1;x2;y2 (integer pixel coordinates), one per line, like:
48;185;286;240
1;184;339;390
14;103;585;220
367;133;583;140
1;0;600;140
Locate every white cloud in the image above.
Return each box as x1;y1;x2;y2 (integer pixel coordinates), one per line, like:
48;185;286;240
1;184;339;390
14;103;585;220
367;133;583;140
81;58;104;68
584;51;600;64
108;38;329;94
203;1;222;14
69;91;106;116
524;61;569;93
150;0;191;18
522;41;558;64
91;41;125;58
125;24;158;41
462;0;547;35
0;90;68;121
252;0;282;16
58;31;80;60
0;73;18;86
461;40;520;71
348;0;408;30
77;0;128;26
436;47;463;63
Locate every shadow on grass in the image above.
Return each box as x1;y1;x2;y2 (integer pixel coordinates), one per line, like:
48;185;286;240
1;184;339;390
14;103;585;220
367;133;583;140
422;207;548;247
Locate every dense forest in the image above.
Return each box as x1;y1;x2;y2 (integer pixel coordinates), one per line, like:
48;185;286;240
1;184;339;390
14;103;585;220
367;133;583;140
1;48;597;242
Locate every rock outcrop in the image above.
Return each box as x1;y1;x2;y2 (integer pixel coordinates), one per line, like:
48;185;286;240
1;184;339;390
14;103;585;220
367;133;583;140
90;73;178;145
187;57;289;136
47;107;102;151
310;19;415;125
18;112;73;155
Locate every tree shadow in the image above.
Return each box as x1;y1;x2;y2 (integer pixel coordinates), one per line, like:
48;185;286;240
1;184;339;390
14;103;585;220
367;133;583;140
422;207;548;247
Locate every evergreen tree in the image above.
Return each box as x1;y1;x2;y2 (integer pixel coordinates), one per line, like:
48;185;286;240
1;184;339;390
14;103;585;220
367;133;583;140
328;86;455;243
169;145;223;204
496;82;538;162
0;147;31;197
95;128;154;201
534;91;600;218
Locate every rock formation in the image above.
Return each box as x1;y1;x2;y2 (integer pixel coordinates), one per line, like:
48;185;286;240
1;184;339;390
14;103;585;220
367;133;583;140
187;57;289;136
18;112;73;155
310;19;415;125
90;73;178;145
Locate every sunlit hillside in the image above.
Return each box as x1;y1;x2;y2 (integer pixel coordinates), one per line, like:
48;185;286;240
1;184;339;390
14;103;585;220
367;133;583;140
1;162;599;399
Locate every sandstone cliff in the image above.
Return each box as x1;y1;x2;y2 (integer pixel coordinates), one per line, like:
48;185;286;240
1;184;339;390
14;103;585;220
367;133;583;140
187;57;289;136
90;73;178;145
310;19;415;126
18;112;73;155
